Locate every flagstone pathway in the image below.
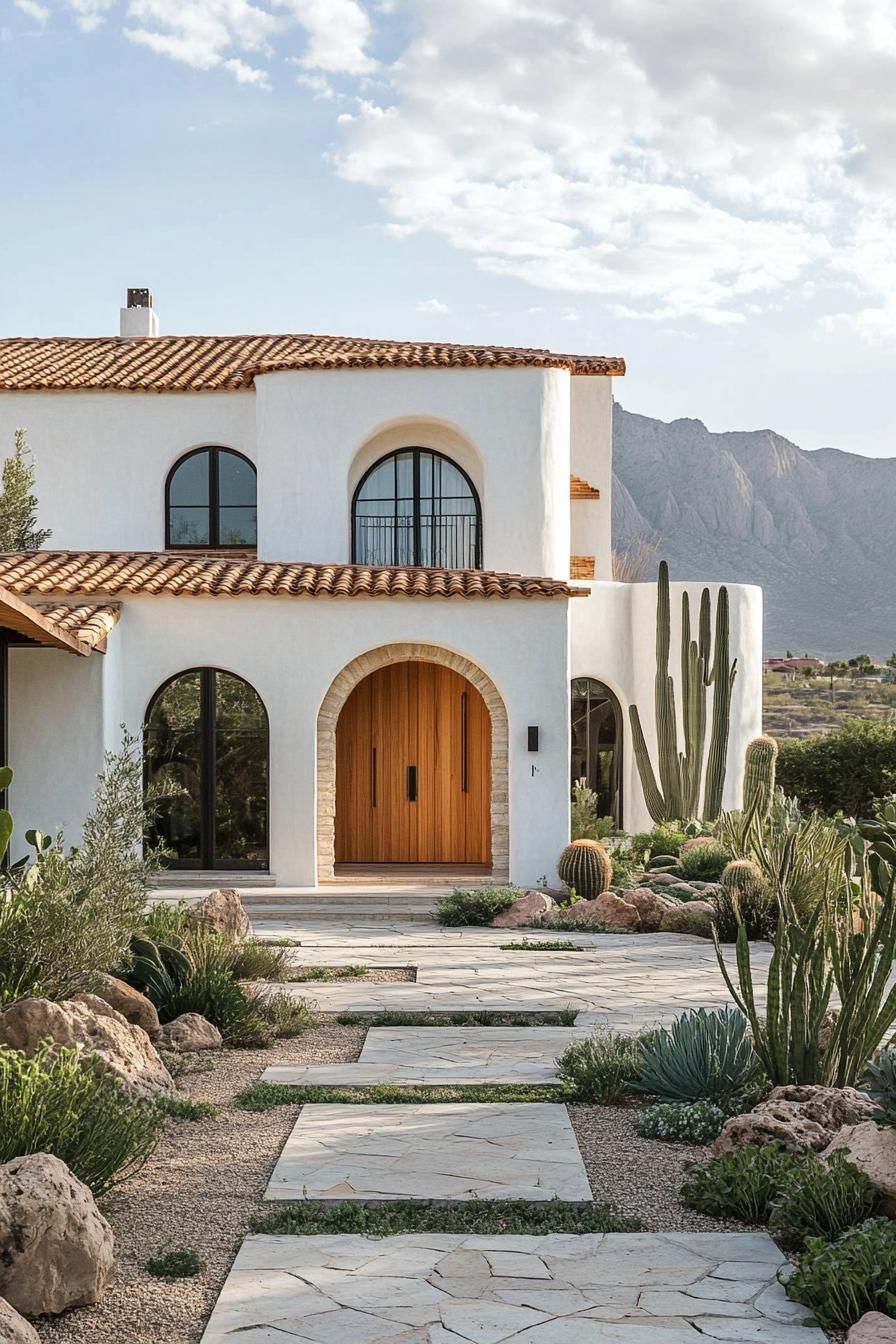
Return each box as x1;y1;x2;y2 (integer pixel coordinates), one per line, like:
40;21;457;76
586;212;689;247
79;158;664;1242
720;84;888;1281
201;915;821;1344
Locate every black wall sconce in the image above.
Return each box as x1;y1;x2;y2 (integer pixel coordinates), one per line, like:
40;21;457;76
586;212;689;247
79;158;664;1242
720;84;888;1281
527;726;539;752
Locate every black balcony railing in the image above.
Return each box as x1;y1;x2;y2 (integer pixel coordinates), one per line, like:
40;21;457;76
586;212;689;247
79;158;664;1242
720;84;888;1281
354;511;481;570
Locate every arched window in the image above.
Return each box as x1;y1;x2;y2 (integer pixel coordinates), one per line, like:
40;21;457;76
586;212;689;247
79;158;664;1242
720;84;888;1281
571;677;623;827
166;447;257;549
144;668;268;870
352;448;481;569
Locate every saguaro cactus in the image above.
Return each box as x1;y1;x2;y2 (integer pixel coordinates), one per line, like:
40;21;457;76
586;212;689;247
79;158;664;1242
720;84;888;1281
629;561;737;823
742;735;778;821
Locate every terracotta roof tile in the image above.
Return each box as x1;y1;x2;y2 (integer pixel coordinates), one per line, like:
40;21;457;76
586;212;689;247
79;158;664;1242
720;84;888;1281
32;602;121;650
570;474;601;500
0;335;625;392
0;552;585;601
570;556;596;580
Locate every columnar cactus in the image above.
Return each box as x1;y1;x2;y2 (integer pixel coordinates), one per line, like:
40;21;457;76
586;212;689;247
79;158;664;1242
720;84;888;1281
742;735;778;821
629;561;737;824
557;839;613;899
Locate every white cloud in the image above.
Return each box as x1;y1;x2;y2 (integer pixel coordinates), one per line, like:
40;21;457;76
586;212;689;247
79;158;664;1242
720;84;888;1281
416;298;449;314
14;0;51;25
283;0;374;74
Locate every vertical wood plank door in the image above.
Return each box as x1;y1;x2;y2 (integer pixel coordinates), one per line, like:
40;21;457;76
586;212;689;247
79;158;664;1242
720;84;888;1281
335;660;491;864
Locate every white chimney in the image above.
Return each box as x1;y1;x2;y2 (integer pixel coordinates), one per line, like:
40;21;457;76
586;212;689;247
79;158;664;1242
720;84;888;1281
119;287;159;338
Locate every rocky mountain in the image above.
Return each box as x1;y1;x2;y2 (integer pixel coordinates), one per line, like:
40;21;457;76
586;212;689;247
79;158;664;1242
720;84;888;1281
611;405;895;658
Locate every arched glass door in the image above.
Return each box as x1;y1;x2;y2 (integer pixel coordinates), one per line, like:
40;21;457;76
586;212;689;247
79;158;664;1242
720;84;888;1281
145;668;268;869
352;448;482;569
570;677;622;827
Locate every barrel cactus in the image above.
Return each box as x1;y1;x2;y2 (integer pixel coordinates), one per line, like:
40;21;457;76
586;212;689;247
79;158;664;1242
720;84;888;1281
742;735;778;820
720;858;765;899
713;858;776;941
557;839;613;899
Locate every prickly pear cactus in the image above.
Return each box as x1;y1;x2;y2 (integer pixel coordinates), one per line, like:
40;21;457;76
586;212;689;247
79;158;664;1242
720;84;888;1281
557;839;613;899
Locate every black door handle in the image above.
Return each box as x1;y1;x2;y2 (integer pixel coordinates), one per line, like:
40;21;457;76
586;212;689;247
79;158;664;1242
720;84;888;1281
407;765;417;802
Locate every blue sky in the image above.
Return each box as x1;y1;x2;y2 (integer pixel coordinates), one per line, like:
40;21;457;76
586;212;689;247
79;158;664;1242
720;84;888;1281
2;0;895;457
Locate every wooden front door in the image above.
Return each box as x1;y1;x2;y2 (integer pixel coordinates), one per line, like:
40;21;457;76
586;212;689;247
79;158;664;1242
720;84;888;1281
335;661;491;864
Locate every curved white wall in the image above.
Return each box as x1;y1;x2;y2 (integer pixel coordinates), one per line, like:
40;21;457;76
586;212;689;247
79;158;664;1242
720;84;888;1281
571;579;763;830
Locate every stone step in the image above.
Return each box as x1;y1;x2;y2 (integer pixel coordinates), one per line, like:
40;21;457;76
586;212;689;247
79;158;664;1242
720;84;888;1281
243;904;439;922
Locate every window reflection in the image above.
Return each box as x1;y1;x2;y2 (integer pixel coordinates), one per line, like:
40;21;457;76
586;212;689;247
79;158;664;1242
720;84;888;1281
570;677;622;826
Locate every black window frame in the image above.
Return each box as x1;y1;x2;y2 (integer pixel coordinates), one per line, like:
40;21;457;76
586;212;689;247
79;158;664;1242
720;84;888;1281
144;666;270;871
570;676;624;829
165;445;257;551
351;447;483;569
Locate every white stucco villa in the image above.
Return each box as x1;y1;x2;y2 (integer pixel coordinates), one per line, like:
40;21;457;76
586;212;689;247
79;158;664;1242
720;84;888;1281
0;290;762;888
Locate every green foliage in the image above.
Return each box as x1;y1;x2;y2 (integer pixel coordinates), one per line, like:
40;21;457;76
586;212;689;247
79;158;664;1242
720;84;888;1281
769;1150;879;1250
718;801;846;924
785;1218;896;1329
499;939;584;951
570;778;614;842
258;993;313;1038
437;886;522;926
777;719;896;817
681;1144;798;1223
714;805;896;1086
234;1081;561;1111
635;1101;727;1145
146;1247;205;1279
742;735;778;819
335;1009;578;1027
630;824;688;861
228;940;292;981
629;560;736;822
711;859;777;942
0;429;52;550
159;1051;214;1079
677;840;731;881
0;736;164;1005
556;1028;643;1104
286;964;367;982
632;1007;761;1105
557;839;613;898
861;1047;896;1126
0;1045;161;1196
143;900;191;942
253;1198;635;1238
154;1094;217;1122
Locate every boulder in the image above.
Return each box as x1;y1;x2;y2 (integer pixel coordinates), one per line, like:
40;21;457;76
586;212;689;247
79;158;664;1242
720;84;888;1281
0;996;175;1100
822;1121;896;1214
0;1297;39;1344
0;1154;114;1317
158;1013;223;1052
715;1085;877;1157
642;872;680;887
659;900;714;938
848;1312;896;1343
490;890;556;928
78;975;160;1040
624;887;676;933
669;883;698;899
188;888;251;942
547;892;641;931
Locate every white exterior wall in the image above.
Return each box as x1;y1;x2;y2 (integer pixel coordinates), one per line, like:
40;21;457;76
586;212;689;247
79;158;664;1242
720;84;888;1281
570;377;613;580
0;392;256;551
571;579;763;831
47;595;569;888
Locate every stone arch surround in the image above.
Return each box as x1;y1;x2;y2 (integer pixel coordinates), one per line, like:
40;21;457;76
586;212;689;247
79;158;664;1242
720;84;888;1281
317;642;510;881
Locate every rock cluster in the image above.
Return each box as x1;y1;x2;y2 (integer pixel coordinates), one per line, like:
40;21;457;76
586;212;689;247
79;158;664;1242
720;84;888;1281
0;995;175;1099
84;974;160;1040
0;1154;113;1317
714;1084;877;1156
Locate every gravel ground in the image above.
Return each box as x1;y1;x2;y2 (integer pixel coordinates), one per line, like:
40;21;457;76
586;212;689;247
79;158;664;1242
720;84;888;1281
569;1102;752;1234
34;1017;365;1344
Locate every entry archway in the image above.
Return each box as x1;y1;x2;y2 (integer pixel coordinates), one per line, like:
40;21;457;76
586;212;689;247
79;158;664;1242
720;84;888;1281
317;644;508;879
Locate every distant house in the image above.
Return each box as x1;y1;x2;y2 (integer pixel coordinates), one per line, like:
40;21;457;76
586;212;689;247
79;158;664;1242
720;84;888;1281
0;288;763;887
764;657;826;676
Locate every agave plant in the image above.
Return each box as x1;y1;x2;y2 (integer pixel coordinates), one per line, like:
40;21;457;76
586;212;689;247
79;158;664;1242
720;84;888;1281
631;1006;761;1105
861;1047;896;1127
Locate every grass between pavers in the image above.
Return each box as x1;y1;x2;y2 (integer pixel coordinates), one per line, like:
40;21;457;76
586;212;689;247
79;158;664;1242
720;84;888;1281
234;1082;562;1111
333;1009;579;1027
499;938;585;951
251;1198;637;1236
285;964;368;983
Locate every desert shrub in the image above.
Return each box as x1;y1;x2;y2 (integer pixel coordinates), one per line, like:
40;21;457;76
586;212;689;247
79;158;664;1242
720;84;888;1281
163;968;273;1046
785;1218;896;1330
0;1045;161;1196
0;736;164;1006
710;884;778;943
861;1047;896;1126
154;1095;217;1122
146;1247;205;1279
228;939;291;982
632;1007;761;1105
631;824;688;862
437;887;521;926
681;1144;798;1223
256;992;313;1038
769;1150;879;1250
570;778;614;842
677;841;731;882
777;720;896;817
143;901;191;942
635;1101;727;1145
557;1028;643;1104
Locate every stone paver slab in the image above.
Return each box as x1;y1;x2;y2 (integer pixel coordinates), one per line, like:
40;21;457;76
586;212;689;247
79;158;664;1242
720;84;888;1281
264;1103;591;1202
200;1233;825;1343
